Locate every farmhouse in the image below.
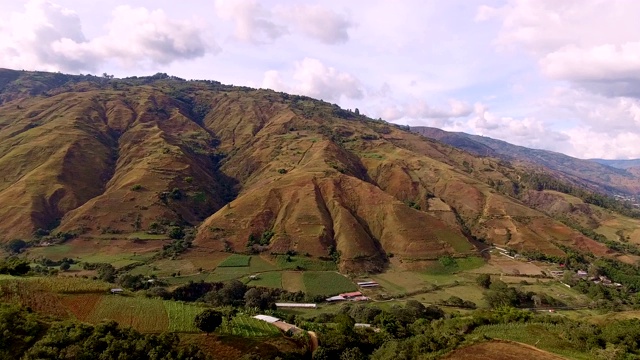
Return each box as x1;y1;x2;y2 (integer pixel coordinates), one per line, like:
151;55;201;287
326;291;369;302
110;288;124;294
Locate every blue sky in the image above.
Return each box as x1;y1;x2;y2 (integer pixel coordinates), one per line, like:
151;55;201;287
1;0;639;159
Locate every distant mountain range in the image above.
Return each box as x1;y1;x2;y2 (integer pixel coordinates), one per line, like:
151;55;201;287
411;126;640;196
590;159;640;169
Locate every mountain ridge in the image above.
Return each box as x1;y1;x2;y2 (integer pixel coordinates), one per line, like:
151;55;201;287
411;126;640;196
0;68;631;272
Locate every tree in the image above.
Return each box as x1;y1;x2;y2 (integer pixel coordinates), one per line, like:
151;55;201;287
476;274;492;289
194;309;223;334
59;262;70;271
6;239;26;254
341;347;366;360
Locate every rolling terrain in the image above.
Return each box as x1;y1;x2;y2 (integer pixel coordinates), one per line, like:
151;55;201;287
0;68;630;273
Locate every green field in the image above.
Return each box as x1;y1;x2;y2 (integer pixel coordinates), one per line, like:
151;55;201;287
246;272;282;288
128;232;170;240
217;254;251;267
207;256;277;283
163;301;205;332
303;271;357;297
423;256;485;276
275;255;337;271
219;316;280;337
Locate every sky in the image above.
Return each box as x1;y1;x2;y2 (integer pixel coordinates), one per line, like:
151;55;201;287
1;0;639;159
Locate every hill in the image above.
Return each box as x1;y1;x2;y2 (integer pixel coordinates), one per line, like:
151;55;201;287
412;126;640;196
0;68;628;272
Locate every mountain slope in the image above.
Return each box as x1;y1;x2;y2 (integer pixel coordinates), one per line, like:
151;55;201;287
0;68;616;271
412;126;640;195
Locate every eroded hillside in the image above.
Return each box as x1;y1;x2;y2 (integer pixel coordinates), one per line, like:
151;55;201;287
0;69;612;271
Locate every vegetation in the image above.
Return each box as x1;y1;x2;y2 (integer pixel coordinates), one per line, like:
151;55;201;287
194;309;223;334
0;304;207;359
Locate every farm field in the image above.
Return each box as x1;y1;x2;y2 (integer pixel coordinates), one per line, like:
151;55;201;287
88;296;169;332
302;272;357;297
218;316;281;337
443;341;567;360
275;256;337;271
164;301;206;332
471;255;546;276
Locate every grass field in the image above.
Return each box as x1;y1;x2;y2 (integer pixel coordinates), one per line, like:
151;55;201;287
423;256;485;276
164;301;205;332
281;272;305;292
275;256;337;271
247;272;282;288
302;272;357;297
218;254;251;267
219;316;280;337
207;256;278;283
128;232;170;240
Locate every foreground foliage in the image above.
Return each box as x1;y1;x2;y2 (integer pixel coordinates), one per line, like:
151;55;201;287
0;304;208;360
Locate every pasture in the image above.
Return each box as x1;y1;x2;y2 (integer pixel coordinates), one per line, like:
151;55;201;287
218;254;251;267
246;272;282;288
302;271;357;297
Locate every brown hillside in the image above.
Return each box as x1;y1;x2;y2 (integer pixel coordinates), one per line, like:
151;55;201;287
0;69;615;271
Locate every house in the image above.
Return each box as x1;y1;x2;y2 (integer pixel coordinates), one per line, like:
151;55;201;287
340;291;363;298
110;288;124;294
326;295;346;302
248;275;259;280
576;270;588;278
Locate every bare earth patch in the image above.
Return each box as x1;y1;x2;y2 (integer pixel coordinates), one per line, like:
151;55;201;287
443;341;566;360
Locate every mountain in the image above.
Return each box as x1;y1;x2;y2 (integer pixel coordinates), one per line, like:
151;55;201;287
591;158;640;169
0;68;624;272
412;126;640;196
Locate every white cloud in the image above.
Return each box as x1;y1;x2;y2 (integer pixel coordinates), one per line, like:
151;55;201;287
0;1;212;72
215;0;286;44
275;5;353;44
261;58;363;101
215;0;353;45
381;99;472;122
478;0;640;98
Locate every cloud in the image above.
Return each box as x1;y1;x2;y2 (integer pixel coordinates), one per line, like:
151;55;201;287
381;99;472;122
262;58;363;101
215;0;286;44
275;5;353;44
478;0;640;99
0;1;212;72
215;0;353;45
